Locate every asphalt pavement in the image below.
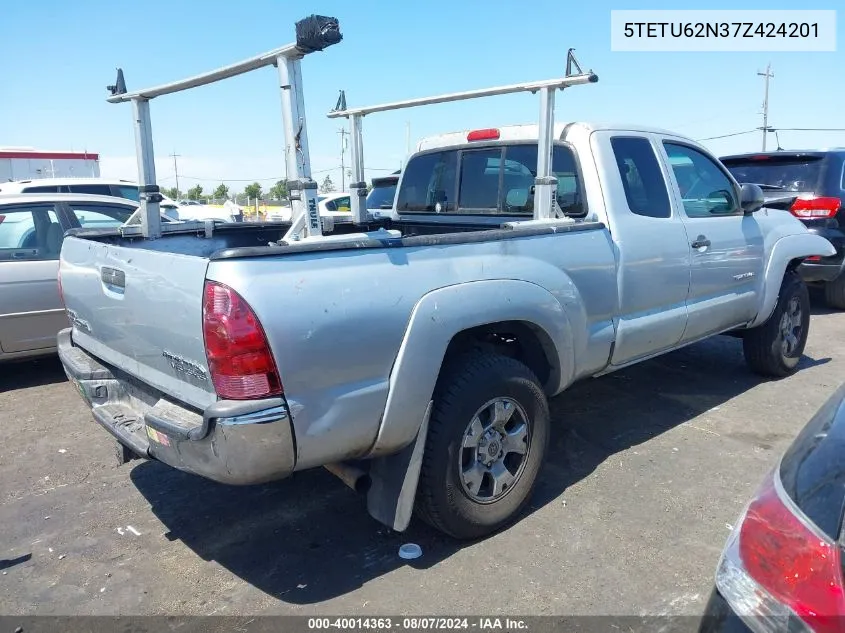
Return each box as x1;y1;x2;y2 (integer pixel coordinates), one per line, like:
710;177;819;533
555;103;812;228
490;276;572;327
1;297;843;617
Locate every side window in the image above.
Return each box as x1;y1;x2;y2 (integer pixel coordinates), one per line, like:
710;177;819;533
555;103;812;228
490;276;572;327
396;151;458;213
68;183;113;196
0;205;63;261
839;160;845;192
323;199;337;211
663;142;740;218
458;148;502;212
610;137;671;219
334;196;351;212
67;203;135;228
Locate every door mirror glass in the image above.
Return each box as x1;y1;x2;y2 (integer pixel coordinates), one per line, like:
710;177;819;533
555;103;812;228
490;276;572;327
739;183;765;214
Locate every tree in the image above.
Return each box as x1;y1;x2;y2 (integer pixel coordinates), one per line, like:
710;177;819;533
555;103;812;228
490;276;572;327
269;180;287;201
162;186;179;200
213;184;229;200
320;175;336;193
187;185;203;200
243;182;263;200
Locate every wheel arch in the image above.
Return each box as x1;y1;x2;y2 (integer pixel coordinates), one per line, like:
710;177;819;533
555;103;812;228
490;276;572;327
750;233;835;328
366;279;573;459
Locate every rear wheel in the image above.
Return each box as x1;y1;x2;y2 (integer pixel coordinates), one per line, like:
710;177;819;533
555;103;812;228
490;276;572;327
415;353;549;540
824;273;845;310
743;271;810;377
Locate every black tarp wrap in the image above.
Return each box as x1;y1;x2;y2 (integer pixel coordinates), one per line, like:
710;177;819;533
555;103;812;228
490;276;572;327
295;15;342;53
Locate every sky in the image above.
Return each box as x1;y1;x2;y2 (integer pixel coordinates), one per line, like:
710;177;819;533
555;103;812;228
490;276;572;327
1;0;842;196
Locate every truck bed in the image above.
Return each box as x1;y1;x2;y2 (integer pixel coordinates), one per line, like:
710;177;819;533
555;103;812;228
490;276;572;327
59;217;616;471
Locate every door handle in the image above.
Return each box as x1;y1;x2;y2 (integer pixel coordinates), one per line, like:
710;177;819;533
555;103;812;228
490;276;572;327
691;235;711;249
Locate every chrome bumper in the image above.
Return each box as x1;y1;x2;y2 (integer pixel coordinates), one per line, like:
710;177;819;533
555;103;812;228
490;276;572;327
57;328;296;485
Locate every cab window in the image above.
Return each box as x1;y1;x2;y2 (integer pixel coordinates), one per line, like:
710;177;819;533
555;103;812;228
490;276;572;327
664;142;740;217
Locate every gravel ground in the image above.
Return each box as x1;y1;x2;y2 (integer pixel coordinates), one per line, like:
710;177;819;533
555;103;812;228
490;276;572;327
1;297;843;618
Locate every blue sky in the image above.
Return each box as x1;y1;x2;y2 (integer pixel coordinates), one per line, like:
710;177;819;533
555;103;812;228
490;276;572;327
1;0;842;195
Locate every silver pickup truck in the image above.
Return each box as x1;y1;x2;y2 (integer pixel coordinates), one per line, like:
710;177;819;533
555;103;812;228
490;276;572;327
57;17;834;540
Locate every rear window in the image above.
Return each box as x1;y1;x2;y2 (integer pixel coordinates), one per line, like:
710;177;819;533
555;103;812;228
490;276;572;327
721;155;825;193
395;144;586;217
21;185;64;193
366;182;397;210
68;184;113;196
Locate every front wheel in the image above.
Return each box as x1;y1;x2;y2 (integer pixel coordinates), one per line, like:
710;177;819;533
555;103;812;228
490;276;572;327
743;271;810;378
415;353;549;540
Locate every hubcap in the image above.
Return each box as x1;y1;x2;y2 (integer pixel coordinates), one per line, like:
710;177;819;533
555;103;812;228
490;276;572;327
458;397;530;504
779;296;803;357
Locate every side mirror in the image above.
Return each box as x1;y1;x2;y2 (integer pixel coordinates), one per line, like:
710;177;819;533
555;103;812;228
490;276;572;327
740;183;765;215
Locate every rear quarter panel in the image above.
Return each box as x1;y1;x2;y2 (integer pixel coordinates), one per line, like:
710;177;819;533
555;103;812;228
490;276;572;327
207;228;618;469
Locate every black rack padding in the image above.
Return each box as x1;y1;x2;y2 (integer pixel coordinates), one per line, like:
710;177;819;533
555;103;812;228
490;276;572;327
295;15;342;53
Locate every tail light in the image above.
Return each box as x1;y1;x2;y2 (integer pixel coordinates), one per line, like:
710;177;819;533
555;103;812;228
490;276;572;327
467;128;500;142
716;468;845;633
0;214;5;224
202;280;282;400
790;197;841;219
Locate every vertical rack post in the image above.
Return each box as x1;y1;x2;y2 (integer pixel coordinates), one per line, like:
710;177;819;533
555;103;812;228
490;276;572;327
348;113;367;224
534;86;557;221
131;98;162;238
277;55;322;239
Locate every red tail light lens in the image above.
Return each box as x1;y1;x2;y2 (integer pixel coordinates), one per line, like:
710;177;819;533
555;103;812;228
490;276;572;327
0;214;6;224
737;473;845;632
467;128;500;142
202;280;282;400
790;197;841;219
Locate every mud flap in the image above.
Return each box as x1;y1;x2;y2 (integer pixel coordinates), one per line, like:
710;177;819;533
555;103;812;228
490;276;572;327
366;401;432;532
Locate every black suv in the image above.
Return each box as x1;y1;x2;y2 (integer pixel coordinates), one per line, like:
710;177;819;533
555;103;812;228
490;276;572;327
720;150;845;309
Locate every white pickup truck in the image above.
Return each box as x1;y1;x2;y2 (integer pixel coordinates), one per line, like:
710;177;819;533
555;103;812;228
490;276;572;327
57;16;834;539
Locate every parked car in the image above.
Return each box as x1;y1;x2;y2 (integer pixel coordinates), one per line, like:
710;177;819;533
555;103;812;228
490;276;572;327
0;177;183;220
704;382;845;633
0;193;173;362
59;121;835;540
367;172;400;219
720;150;845;308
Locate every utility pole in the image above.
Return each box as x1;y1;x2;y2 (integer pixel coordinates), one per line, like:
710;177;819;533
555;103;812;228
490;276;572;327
170;151;181;198
338;128;350;191
757;63;774;151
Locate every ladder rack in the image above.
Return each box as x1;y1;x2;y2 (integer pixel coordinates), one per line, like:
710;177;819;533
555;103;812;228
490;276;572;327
107;15;342;239
108;14;598;241
327;49;598;225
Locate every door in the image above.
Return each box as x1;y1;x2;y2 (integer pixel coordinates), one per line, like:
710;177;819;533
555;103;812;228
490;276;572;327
595;133;692;366
661;141;764;342
0;203;69;353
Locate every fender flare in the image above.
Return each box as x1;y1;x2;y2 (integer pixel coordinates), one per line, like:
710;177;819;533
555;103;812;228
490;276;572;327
751;233;835;328
366;279;575;458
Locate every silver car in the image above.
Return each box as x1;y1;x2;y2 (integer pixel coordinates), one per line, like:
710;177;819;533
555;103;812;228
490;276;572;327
0;193;167;361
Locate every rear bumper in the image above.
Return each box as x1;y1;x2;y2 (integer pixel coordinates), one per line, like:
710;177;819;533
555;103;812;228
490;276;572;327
798;226;845;283
58;328;296;485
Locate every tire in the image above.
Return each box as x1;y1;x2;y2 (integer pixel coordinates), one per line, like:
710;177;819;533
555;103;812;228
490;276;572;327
743;271;810;378
415;352;549;540
824;273;845;310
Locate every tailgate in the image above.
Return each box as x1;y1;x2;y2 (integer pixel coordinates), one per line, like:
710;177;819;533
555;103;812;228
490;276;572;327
60;236;216;409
